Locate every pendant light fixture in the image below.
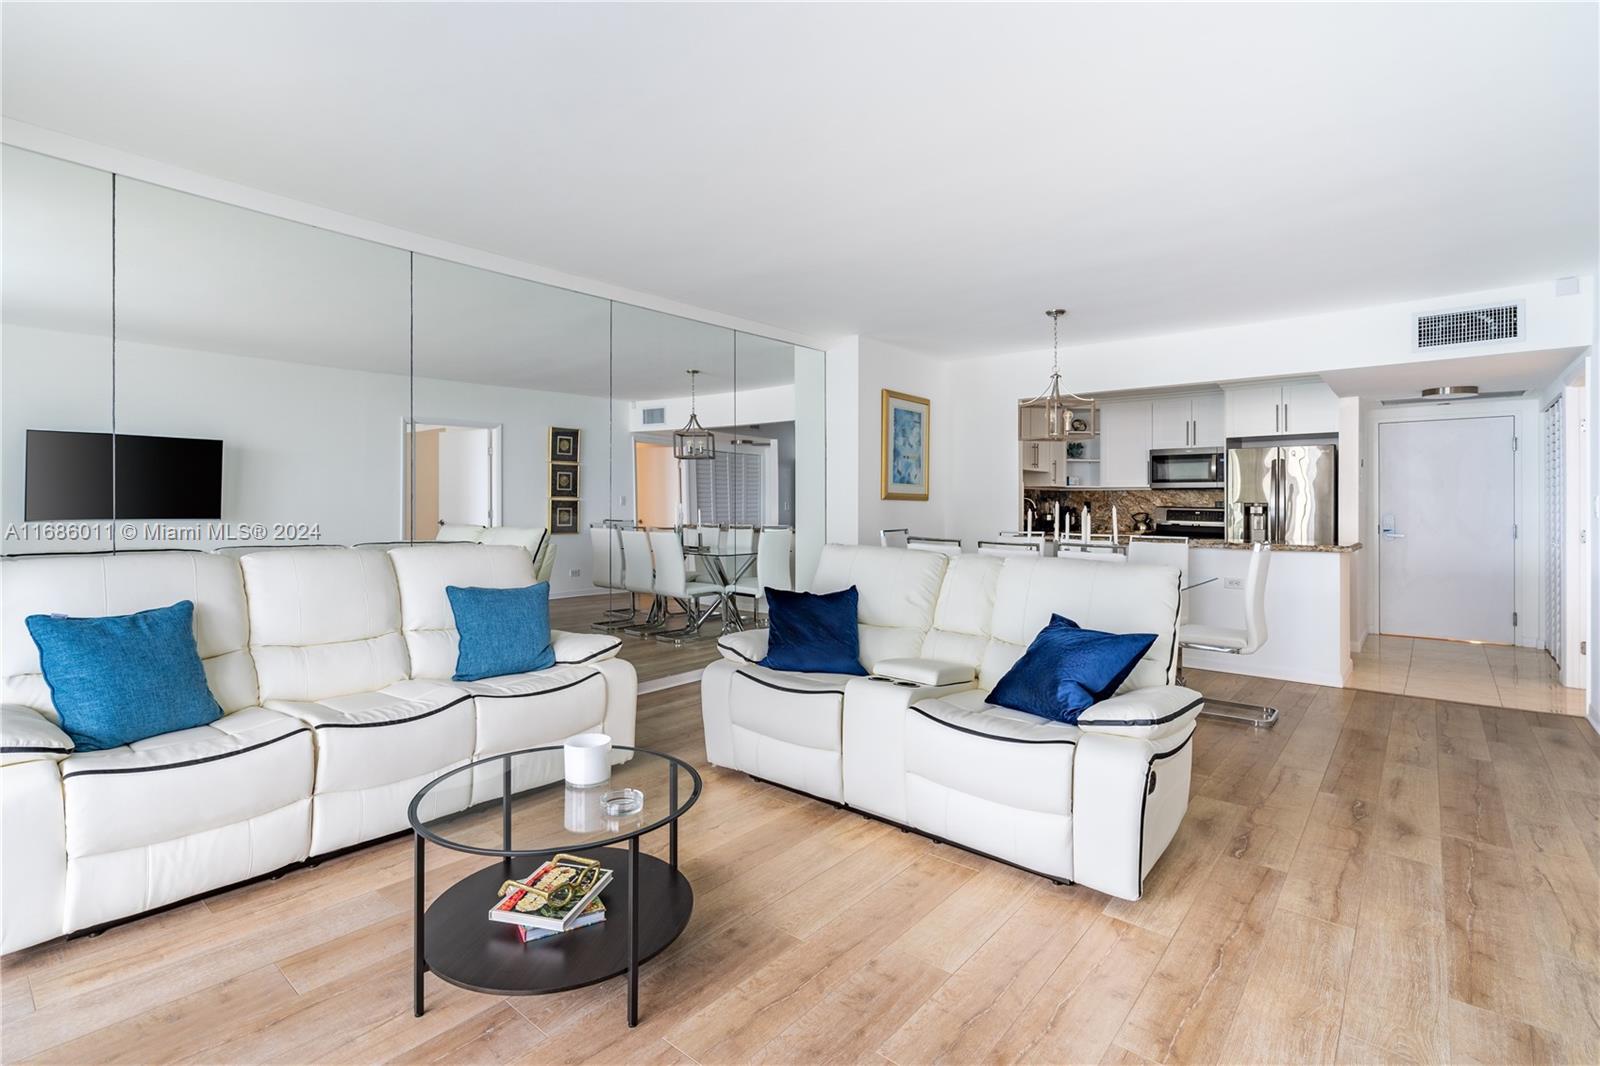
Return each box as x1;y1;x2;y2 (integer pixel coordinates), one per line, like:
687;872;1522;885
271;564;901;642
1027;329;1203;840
1019;308;1094;440
673;369;716;460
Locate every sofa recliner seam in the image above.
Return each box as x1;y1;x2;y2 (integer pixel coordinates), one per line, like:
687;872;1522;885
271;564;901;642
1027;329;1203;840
733;668;846;697
311;693;476;728
909;705;1078;746
468;670;604;700
554;639;622;665
60;726;311;779
717;641;760;664
1078;695;1206;729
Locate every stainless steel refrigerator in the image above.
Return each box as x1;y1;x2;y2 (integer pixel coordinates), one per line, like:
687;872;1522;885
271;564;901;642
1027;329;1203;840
1226;444;1337;546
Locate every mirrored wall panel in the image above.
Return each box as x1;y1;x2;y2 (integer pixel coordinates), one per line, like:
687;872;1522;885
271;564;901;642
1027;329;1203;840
0;146;828;607
411;256;612;597
2;146;114;552
112;180;411;550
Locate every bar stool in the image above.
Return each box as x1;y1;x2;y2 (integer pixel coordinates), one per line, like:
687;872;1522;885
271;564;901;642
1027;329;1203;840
1178;542;1279;728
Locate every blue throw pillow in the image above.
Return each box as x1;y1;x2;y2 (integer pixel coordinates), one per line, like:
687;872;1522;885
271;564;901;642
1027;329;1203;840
759;586;868;676
988;614;1157;723
446;582;555;682
26;600;222;753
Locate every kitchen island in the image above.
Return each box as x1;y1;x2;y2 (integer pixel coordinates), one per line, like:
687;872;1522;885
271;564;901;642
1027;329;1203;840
1182;541;1360;687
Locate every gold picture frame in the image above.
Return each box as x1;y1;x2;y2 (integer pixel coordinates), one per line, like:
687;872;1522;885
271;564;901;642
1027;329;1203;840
881;389;930;501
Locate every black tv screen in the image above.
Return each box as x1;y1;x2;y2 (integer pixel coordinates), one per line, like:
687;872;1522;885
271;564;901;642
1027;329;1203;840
25;430;223;521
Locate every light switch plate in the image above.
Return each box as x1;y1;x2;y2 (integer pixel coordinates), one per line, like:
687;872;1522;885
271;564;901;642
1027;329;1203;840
1224;577;1245;591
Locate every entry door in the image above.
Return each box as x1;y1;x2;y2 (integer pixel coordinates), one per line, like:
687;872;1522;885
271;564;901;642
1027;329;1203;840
1378;416;1515;643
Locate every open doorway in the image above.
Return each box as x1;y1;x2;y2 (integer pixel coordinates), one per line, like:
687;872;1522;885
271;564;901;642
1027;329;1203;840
405;421;502;539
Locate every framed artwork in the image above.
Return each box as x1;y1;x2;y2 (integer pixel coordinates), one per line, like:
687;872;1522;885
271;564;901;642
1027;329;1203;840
549;463;579;499
880;389;930;501
549;427;580;463
549;498;579;535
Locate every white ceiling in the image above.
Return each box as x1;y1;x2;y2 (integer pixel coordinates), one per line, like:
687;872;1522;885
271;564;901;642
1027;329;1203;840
3;3;1596;357
1321;347;1587;402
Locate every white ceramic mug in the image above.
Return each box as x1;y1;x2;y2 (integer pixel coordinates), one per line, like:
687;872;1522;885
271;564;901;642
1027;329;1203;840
563;732;612;787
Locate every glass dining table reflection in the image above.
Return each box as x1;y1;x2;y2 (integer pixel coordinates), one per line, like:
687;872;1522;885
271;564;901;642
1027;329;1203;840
683;545;758;632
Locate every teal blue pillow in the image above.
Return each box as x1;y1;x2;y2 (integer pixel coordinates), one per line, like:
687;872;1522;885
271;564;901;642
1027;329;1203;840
759;586;868;675
988;614;1156;723
26;600;222;753
446;582;555;682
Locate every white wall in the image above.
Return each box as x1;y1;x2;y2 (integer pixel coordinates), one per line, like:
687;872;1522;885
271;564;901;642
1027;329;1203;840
854;337;953;545
937;278;1594;553
825;336;861;545
4;323;618;598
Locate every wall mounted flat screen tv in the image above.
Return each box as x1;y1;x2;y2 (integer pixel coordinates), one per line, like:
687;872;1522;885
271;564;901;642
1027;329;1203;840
25;430;224;521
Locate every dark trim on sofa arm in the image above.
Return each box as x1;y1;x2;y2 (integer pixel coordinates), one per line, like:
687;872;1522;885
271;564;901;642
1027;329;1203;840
556;639;622;665
1;745;73;756
60;728;311;779
1079;695;1206;729
1134;726;1197;898
312;694;474;729
717;641;760;664
733;669;845;697
469;671;603;700
910;705;1078;746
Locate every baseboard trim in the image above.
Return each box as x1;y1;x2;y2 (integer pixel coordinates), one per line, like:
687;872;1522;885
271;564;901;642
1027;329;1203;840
1182;654;1351;689
639;669;704;695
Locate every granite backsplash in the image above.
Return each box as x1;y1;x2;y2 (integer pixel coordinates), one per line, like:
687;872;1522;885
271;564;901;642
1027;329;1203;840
1022;487;1225;535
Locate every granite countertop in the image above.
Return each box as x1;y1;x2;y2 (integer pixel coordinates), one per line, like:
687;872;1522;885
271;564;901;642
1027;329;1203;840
1187;540;1363;553
1053;535;1362;553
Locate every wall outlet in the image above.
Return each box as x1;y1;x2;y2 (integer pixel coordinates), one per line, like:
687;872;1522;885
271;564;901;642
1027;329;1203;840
569;568;582;578
1224;577;1245;591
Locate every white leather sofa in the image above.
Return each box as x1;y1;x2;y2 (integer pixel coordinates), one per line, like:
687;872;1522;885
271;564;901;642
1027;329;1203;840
0;543;634;954
703;544;1202;900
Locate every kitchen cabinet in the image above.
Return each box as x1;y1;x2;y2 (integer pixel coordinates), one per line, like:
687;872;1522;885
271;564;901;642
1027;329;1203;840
1190;392;1225;446
1020;439;1047;473
1224;380;1340;437
1098;400;1152;487
1282;381;1340;434
1150;397;1193;449
1225;384;1283;437
1151;393;1223;449
1021;440;1068;484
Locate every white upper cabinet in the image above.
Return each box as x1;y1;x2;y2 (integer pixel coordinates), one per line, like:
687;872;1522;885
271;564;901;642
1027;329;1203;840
1281;380;1340;434
1150;396;1194;449
1150;393;1223;449
1225;384;1283;437
1098;400;1152;487
1189;392;1225;447
1224;380;1339;437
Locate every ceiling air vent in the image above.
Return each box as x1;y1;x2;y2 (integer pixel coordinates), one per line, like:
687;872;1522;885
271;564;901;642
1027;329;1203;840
641;407;666;426
1415;303;1521;349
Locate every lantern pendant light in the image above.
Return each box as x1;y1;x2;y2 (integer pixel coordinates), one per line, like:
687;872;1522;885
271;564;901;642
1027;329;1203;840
673;369;716;460
1020;308;1094;440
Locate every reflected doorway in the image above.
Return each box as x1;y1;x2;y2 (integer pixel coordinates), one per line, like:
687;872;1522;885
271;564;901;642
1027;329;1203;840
405;421;501;539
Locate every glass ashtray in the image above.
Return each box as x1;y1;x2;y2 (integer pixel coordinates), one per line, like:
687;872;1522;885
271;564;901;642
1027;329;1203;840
601;787;644;817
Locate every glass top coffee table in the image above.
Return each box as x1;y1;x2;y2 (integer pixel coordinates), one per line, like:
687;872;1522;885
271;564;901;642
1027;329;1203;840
407;746;701;1027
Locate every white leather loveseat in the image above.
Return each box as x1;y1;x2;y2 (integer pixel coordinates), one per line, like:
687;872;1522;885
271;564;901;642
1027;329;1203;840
703;544;1202;900
0;543;635;954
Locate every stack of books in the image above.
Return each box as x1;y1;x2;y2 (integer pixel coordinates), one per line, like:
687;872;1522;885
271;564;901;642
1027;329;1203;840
490;853;613;944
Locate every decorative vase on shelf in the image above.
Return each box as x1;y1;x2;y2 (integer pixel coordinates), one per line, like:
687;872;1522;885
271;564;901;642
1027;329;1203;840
1067;442;1085;458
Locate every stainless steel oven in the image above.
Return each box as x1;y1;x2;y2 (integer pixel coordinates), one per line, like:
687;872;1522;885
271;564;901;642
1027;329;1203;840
1149;446;1225;489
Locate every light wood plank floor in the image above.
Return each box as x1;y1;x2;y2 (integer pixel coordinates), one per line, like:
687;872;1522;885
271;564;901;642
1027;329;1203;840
552;594;725;685
4;670;1598;1064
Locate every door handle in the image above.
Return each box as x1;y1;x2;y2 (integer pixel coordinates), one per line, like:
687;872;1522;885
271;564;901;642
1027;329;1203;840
1274;404;1280;433
1283;402;1289;432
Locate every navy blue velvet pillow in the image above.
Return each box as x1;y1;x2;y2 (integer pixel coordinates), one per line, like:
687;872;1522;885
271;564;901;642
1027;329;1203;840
759;586;868;676
988;614;1156;723
446;582;555;682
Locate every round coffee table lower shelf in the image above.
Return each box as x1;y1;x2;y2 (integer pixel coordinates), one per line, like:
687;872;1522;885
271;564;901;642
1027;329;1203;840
421;847;693;1006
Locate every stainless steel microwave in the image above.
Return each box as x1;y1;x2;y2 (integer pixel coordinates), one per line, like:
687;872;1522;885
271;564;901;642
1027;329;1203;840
1149;446;1225;489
